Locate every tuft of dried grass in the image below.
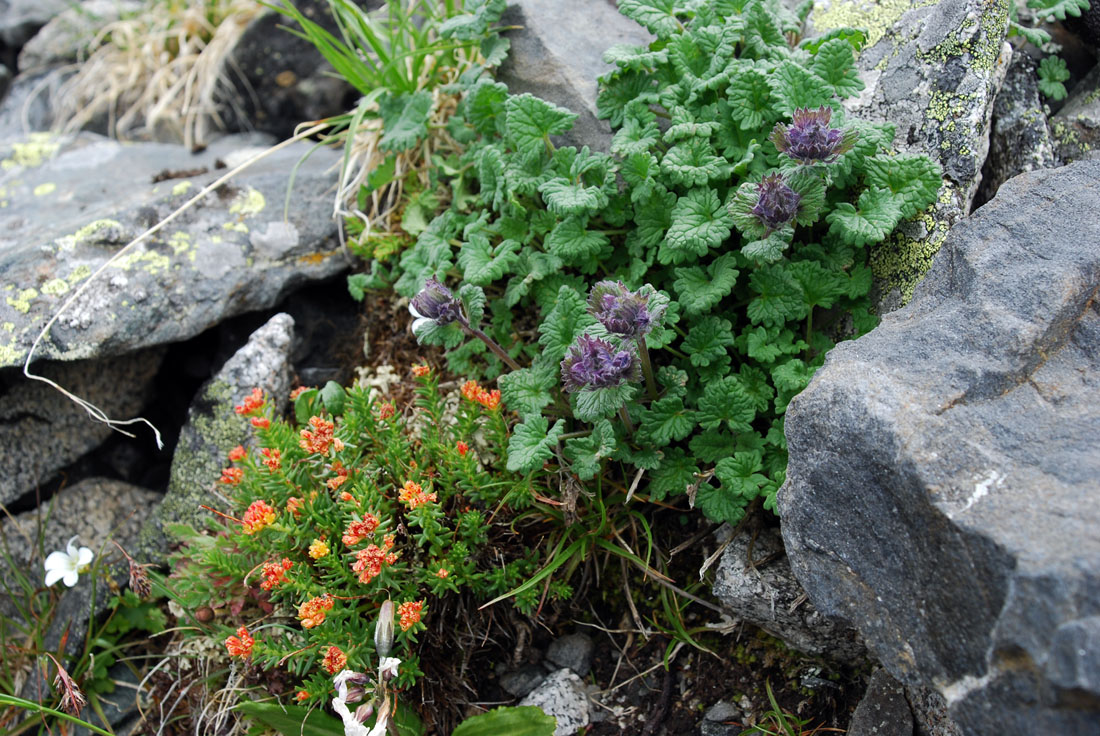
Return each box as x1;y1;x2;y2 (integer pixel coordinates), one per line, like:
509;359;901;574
49;0;262;148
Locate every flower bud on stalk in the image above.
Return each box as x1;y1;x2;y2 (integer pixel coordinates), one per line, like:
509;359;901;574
409;278;520;371
375;600;394;658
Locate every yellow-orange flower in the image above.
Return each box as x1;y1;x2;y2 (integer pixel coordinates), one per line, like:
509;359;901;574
241;500;276;534
219;467;244;485
308;538;329;560
460;380;501;410
396;600;423;631
398;480;437;510
411;364;431;378
297;594;334;629
342;513;379;547
228;445;246;462
225;626;254;657
299;416;343;455
234;388;264;415
260;558;292;591
322;645;346;674
262;448;281;471
286;496;303;517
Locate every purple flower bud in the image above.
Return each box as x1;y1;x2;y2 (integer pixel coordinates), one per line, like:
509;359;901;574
751;173;801;233
410;277;464;334
560;334;641;393
769;107;857;165
587;281;665;339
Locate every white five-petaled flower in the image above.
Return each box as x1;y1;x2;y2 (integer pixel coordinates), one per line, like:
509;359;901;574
408;302;433;337
44;536;94;587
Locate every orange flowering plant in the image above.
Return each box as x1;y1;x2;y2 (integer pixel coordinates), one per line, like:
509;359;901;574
166;368;565;704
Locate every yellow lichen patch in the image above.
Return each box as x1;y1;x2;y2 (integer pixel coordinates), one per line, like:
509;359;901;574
223;222;249;233
2;322;14;331
68;264;92;284
298;252;329;265
870;182;958;304
41;278;70;296
1;134;60;170
229;187;265;217
168;231;192;256
6;288;39;314
0;340;26;366
55;219;124;250
172;180;194;196
112;249;171;274
33;182;57;197
812;0;937;50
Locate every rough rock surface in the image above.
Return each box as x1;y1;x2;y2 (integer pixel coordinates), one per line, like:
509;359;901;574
498;0;652;152
137;313;294;565
810;0;1011;307
0;132;342;368
976;51;1057;209
0;0;70;50
0;68;64;135
546;632;594;677
847;669;914;736
1051;62;1100;164
520;668;590;736
17;0;141;70
712;526;866;664
0;347;164;506
779;160;1100;734
0;476;160;619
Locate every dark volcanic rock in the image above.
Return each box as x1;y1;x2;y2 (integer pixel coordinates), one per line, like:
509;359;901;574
779;160;1100;734
848;669;914;736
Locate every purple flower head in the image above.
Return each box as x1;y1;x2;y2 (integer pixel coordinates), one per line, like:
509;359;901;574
410;277;464;333
751;173;801;234
769;107;857;165
587;281;666;339
560;334;641;393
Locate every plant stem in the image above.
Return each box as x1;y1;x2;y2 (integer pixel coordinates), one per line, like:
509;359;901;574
0;695;115;736
463;325;522;371
618;405;635;434
636;337;658;401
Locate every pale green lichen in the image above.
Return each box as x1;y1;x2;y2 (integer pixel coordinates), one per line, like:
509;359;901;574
168;231;192;256
6;287;38;314
223;222;249;233
172;180;194;196
1;134;60;170
56;219;124;250
68;265;92;284
229;187;265;216
871;183;958;304
33;182;57;197
40;278;70;296
812;0;937;50
112;249;171;274
0;340;25;366
1;322;12;331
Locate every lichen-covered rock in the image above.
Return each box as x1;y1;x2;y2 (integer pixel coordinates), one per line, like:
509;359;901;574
520;668;590;736
779;160;1100;734
811;0;1012;308
0;347;164;506
976;51;1057;208
1051;62;1100;164
136;313;294;565
497;0;653;152
0;132;341;368
712;525;867;664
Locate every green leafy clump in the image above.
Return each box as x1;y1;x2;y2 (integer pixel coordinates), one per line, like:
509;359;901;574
166;372;557;700
360;0;941;528
1037;55;1072;100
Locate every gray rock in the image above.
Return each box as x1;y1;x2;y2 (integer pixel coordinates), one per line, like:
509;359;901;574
0;68;64;136
700;700;743;736
712;526;867;664
779;160;1100;734
976;52;1057;208
0;348;164;506
848;669;913;736
0;64;10;102
497;0;652;152
704;700;742;723
0;132;343;368
17;0;141;70
519;668;590;736
1051;62;1100;164
0;0;70;49
499;663;547;698
0;476;160;617
546;632;594;677
810;0;1011;306
137;313;294;565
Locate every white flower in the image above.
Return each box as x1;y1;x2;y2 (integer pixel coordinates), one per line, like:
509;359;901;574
378;657;400;680
408;302;432;337
44;536;94;587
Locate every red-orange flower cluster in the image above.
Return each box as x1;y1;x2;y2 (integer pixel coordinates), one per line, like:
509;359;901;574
456;441;469;457
241;500;276;534
378;402;395;420
260;558;292;590
219;467;244;485
228;445;246;462
251;416;270;430
342;513;379;547
225;626;254;657
322;645;346;674
297;594;334;628
286;496;303;517
289;386;312;401
261;448;281;471
398;480;437;510
411;364;431;378
235;388;264;416
294;690;309;703
460;380;501;410
300;416;342;455
327;461;350;490
396;600;423;631
352;536;397;584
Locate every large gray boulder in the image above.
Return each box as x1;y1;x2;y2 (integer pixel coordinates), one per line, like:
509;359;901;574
498;0;652;152
0;132;343;368
810;0;1011;308
0;347;164;506
779;160;1100;734
137;312;294;565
